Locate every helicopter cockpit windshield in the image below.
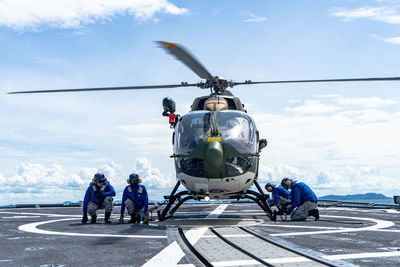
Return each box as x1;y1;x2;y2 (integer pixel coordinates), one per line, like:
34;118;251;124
175;110;256;155
216;111;257;154
175;110;257;177
175;111;211;154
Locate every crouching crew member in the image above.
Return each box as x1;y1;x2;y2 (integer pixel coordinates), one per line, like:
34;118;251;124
81;172;116;224
265;182;291;214
281;178;319;221
119;173;149;224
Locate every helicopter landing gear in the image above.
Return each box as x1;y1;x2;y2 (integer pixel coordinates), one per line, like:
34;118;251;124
225;180;275;221
157;181;193;221
253;179;276;221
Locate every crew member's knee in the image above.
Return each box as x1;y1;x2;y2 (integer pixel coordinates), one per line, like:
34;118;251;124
125;198;135;214
290;209;307;221
104;197;113;212
87;202;98;216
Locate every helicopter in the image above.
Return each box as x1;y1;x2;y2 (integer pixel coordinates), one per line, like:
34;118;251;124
9;41;400;221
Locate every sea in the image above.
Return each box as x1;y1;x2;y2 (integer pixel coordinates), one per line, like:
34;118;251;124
321;198;395;205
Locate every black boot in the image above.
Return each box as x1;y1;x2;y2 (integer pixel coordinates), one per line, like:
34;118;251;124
104;212;112;224
136;214;141;224
90;215;97;224
271;210;277;222
309;209;319;221
128;213;137;224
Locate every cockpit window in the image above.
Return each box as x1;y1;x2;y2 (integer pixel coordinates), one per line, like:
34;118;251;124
216;111;256;154
175;111;211;154
175;110;256;155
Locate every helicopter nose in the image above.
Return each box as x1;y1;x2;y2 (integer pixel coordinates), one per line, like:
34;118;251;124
205;141;224;178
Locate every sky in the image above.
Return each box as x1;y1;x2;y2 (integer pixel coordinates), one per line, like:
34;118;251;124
1;0;400;205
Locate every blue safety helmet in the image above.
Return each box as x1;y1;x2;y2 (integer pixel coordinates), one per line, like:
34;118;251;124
93;172;106;183
127;173;141;184
265;183;275;191
281;177;293;189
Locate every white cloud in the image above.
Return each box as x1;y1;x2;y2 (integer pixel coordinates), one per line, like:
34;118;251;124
331;6;400;24
335;96;398;107
0;161;127;204
4;162;124;188
132;157;175;188
114;122;173;155
257;163;399;197
371;33;400;45
244;13;266;23
0;0;187;30
255;95;400;174
258;164;304;184
285;100;342;114
0;157;177;205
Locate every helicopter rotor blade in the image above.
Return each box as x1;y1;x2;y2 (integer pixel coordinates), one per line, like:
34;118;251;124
156;41;216;81
234;76;400;86
7;83;197;94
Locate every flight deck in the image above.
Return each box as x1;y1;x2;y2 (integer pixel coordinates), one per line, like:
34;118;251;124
0;202;400;266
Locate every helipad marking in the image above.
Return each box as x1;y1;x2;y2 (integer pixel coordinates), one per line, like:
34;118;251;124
194;251;400;266
18;218;167;239
370;229;400;233
2;216;41;219
383;209;400;214
325;251;400;260
0;211;80;217
258;224;347;230
142;204;229;267
272;215;394;236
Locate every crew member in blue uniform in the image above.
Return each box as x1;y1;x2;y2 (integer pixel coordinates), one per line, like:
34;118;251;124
119;173;149;224
265;182;291;214
281;178;319;221
81;172;116;224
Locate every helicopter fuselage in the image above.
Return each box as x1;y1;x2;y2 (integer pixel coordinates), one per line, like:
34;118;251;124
169;94;262;200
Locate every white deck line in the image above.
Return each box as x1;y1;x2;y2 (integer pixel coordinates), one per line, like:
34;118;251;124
192;251;400;266
0;211;80;217
142;204;229;267
271;215;394;236
18;218;167;239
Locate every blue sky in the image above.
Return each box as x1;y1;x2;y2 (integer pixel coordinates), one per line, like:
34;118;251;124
1;0;400;205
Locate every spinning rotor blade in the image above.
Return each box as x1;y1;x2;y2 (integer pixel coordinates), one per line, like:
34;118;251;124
156;41;215;81
7;83;197;94
235;76;400;86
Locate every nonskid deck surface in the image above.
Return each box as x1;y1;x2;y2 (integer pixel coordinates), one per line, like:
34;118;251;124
0;203;400;266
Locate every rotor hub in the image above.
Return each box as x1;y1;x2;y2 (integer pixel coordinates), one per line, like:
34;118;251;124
196;77;235;93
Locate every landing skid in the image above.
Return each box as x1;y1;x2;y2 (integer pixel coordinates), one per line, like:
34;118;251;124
157;180;276;221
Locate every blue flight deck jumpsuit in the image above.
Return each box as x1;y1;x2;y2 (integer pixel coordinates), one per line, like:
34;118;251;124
287;181;317;221
120;184;149;219
83;181;116;216
271;184;291;207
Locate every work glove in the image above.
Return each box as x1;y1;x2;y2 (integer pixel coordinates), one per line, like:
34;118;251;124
119;216;124;224
95;191;103;199
81;215;88;224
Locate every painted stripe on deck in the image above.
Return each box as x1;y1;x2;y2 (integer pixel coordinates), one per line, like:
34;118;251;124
18;218;167;239
272;215;394;236
187;251;400;266
142;204;229;267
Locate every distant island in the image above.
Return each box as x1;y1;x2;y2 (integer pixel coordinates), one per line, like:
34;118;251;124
320;193;392;201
